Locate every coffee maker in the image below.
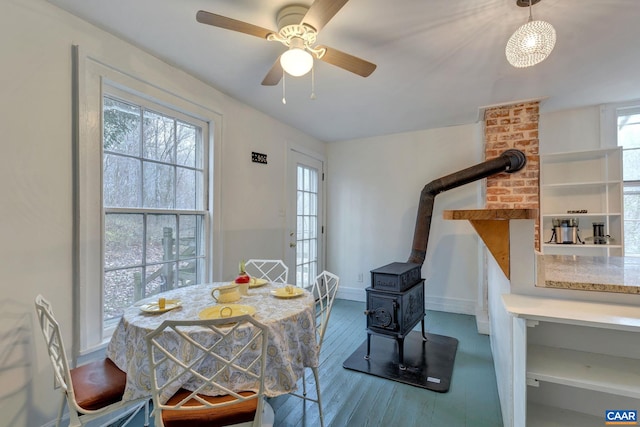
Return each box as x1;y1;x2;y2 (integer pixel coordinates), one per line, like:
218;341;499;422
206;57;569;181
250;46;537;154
592;222;606;244
548;218;583;244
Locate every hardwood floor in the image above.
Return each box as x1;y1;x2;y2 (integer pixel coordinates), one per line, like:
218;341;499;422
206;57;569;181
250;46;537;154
122;299;503;427
269;299;503;427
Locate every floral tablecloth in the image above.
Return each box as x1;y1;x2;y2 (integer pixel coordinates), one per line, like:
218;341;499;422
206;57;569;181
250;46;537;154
106;282;318;401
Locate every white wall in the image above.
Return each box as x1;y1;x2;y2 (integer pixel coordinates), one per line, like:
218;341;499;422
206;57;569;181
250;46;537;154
487;254;516;427
326;124;484;314
324;105;620;315
0;1;324;426
219;107;326;281
539;105;601;154
2;1;632;426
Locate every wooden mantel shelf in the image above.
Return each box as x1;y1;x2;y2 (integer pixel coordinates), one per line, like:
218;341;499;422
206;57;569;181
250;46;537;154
443;209;537;221
443;209;537;278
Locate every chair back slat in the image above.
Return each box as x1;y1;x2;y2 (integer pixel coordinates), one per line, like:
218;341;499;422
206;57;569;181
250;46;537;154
35;294;150;427
146;315;269;425
245;259;289;284
34;295;74;397
311;271;340;349
286;271;339;427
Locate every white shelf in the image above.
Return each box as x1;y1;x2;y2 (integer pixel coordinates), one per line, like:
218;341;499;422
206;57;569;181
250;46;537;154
542;180;621;188
542;243;622;249
540;147;623;256
527;344;640;398
540;147;621;163
542;213;620;217
502;294;640;332
505;293;640;426
527;403;601;427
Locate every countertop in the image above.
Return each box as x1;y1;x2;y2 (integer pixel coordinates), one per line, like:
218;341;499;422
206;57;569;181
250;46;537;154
538;254;640;294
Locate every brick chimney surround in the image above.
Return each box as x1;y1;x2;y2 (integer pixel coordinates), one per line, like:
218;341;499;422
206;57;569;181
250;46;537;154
484;101;540;250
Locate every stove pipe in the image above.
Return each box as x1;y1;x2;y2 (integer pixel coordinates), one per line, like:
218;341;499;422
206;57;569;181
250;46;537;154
407;149;527;265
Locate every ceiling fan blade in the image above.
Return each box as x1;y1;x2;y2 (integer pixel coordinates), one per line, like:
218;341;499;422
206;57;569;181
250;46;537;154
262;59;283;86
317;46;376;77
196;10;275;39
302;0;350;32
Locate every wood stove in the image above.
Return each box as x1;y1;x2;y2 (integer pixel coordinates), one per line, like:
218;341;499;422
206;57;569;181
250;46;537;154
365;262;427;370
361;150;528;372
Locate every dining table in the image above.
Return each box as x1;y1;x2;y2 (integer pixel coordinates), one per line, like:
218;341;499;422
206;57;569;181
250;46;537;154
106;281;319;402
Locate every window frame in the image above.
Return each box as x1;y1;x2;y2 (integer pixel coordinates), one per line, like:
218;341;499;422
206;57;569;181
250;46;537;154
73;46;222;355
101;87;209;330
600;101;640;256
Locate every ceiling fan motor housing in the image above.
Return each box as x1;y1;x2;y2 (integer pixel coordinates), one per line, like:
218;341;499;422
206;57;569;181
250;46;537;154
270;4;322;57
277;5;309;30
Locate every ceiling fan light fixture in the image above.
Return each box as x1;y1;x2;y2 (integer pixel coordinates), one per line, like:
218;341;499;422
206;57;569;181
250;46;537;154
280;38;314;77
506;0;556;68
196;1;377;86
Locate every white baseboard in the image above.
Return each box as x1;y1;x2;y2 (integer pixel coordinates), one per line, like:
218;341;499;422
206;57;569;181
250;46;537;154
424;296;476;316
337;286;476;316
336;286;366;302
476;315;490;335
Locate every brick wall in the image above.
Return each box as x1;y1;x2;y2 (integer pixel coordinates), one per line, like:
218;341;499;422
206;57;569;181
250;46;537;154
484;101;540;250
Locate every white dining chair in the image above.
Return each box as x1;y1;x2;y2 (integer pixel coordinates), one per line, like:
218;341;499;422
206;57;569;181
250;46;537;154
289;270;340;427
245;259;289;284
34;294;149;427
145;315;273;427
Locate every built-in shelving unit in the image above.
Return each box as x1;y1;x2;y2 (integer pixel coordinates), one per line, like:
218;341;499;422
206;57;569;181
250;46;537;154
540;147;623;256
503;294;640;427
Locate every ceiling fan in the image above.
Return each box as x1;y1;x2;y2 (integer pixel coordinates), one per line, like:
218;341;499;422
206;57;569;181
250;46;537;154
196;0;377;86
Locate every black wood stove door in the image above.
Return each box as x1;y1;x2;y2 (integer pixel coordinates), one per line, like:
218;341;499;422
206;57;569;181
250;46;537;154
366;293;399;333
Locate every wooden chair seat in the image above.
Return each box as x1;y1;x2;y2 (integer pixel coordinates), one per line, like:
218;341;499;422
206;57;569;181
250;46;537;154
162;389;257;427
70;358;127;411
146;315;269;427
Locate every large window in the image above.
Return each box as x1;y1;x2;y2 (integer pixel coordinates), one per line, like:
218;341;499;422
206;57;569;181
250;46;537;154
75;48;220;355
102;94;207;325
617;108;640;256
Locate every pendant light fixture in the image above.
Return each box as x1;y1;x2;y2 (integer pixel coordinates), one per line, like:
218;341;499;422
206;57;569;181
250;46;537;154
506;0;556;68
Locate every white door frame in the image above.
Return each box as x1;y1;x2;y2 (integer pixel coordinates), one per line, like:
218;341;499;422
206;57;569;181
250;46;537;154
286;144;326;287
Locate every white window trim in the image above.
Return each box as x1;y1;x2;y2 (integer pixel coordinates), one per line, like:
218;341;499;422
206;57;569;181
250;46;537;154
599;100;640;148
73;45;223;356
600;99;640;257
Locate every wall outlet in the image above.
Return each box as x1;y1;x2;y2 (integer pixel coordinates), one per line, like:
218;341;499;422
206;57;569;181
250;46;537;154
357;273;363;282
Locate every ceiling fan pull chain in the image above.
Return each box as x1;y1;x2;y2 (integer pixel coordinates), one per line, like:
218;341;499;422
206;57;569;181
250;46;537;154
310;65;316;100
282;69;287;104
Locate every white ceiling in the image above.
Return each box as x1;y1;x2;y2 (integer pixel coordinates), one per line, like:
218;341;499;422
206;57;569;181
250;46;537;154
49;0;640;142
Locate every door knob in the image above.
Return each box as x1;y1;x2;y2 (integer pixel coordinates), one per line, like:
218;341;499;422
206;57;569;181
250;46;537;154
289;242;297;248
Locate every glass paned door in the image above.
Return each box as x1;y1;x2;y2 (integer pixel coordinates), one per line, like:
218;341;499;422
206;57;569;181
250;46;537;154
287;150;324;288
